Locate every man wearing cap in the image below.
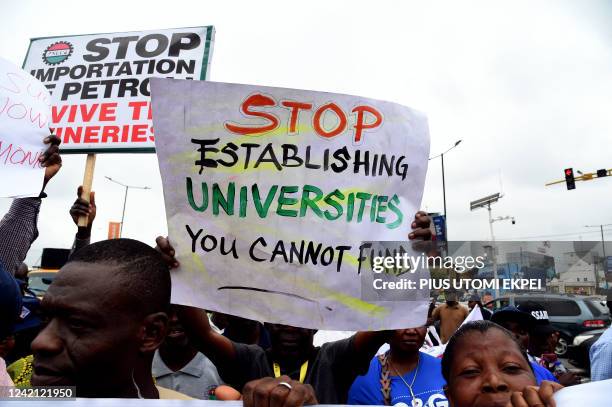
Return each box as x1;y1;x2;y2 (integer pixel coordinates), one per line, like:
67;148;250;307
518;301;579;386
590;298;612;381
467;294;492;320
491;305;559;385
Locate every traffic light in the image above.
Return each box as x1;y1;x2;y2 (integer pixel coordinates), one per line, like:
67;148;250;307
564;168;576;190
597;169;608;178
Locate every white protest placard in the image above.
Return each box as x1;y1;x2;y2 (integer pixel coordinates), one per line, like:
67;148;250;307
151;79;430;330
9;383;612;406
553;378;612;405
23;26;214;153
0;57;49;198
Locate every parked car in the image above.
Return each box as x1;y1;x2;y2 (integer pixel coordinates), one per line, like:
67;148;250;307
484;293;611;357
25;248;70;299
27;270;58;299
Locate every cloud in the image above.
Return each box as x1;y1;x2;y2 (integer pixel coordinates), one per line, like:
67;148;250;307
1;0;610;268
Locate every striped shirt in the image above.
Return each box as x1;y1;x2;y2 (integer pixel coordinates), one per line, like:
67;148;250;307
0;198;41;275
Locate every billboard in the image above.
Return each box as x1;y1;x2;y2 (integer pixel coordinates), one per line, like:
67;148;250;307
23;26;215;153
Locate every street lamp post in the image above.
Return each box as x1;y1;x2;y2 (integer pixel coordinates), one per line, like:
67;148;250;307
105;176;151;237
429;140;462;242
470;193;503;296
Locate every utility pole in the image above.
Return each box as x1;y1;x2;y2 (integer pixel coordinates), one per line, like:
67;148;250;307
105;176;151;237
585;223;611;291
487;203;498;297
429;140;462;245
471;193;503;296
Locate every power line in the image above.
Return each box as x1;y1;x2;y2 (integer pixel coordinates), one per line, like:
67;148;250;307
497;228;612;241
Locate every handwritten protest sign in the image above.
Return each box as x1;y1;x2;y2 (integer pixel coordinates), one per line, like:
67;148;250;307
23;26;214;153
0;57;49;198
151;79;430;330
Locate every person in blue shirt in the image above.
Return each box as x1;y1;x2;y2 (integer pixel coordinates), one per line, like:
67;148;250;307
348;326;447;406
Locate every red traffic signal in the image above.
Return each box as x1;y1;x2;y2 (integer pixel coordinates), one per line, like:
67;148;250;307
564;168;575;190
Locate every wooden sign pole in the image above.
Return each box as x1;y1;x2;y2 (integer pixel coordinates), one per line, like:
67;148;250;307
77;153;96;227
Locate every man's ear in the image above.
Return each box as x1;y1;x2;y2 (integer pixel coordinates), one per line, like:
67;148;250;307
139;312;169;353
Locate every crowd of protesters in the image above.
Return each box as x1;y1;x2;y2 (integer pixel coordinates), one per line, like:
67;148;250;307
1;137;611;406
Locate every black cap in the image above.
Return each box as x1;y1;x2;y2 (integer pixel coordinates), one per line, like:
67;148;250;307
516;301;556;336
491;305;536;330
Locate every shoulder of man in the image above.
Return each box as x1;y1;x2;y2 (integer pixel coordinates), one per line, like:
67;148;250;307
234;340;266;359
216;340;269;391
591;328;612;355
320;333;354;356
321;334;374;379
156;385;194;400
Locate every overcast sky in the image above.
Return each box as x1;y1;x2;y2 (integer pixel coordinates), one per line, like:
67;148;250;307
1;0;611;266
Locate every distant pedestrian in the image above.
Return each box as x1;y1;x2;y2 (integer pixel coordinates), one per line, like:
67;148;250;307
431;292;469;343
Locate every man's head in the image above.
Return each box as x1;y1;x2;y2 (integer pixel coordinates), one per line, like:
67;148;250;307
491;306;535;351
162;305;190;349
389;326;427;355
442;321;535;407
224;315;263;345
516;301;556;356
467;294;481;310
0;335;15;359
446;290;458;306
31;239;170;397
15;262;29;281
265;323;316;363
